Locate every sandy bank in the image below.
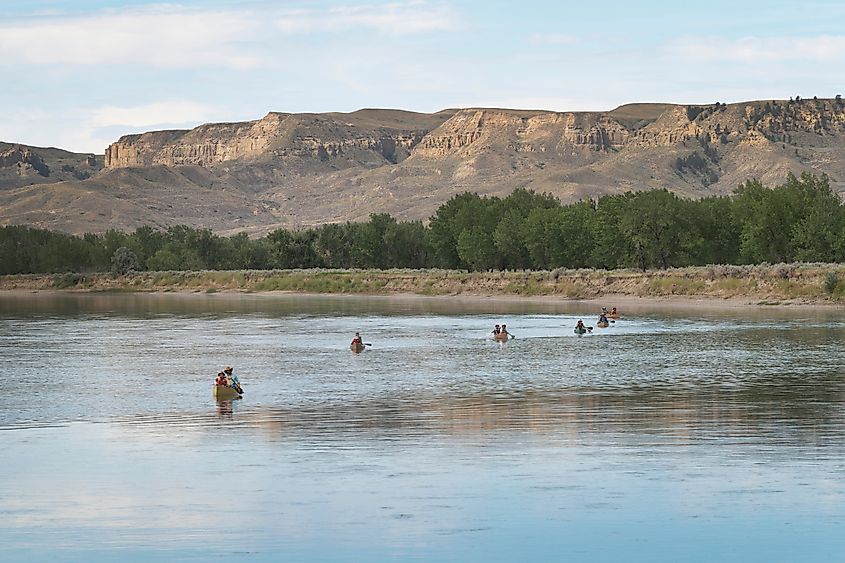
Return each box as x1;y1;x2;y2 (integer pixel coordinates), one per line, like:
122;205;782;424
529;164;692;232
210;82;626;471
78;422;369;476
2;265;843;307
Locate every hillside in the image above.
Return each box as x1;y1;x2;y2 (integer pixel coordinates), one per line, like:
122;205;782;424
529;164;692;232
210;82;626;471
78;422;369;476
0;143;103;190
2;99;845;234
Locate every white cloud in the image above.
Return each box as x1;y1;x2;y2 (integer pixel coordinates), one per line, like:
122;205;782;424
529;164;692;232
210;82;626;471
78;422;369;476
275;1;458;35
0;110;109;154
0;4;261;68
0;100;224;153
671;35;845;63
90;100;219;128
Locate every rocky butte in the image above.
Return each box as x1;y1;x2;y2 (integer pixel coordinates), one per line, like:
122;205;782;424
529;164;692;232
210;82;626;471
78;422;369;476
1;99;844;235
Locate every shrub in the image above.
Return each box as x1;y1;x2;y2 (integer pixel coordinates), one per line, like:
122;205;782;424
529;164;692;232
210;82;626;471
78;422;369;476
111;247;140;276
823;272;839;294
773;263;795;280
53;272;84;288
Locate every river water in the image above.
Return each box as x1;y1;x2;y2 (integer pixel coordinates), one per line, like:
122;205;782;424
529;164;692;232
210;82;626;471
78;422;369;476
1;293;844;562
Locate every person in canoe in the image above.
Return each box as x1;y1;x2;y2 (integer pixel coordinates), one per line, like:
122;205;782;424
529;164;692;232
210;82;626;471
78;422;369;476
215;371;227;386
491;324;501;336
575;320;588;334
610;307;619;318
224;366;242;394
350;332;369;353
500;324;512;339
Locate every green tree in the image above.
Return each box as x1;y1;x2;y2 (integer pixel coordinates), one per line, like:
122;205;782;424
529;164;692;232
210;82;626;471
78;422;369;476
494;209;531;269
352;213;395;268
427;192;501;268
111;247;140;275
457;227;497;270
786;174;843;262
313;223;354;268
690;196;741;264
126;225;165;269
522;202;595;269
732;174;834;263
619;189;691;270
147;248;182;271
383;220;431;268
590;195;628;269
738;181;784;262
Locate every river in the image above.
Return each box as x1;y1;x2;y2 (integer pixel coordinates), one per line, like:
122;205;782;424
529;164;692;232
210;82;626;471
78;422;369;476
1;293;844;562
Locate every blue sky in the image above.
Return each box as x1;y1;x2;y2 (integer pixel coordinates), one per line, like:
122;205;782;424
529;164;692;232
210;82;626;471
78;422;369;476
2;0;845;153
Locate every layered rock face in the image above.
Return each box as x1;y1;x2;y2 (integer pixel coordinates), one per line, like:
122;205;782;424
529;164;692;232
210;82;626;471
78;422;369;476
103;100;845;182
411;100;845;157
413;109;632;158
104;110;453;170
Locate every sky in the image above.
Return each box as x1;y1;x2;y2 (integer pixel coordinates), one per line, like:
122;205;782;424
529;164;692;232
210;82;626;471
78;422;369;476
2;0;845;153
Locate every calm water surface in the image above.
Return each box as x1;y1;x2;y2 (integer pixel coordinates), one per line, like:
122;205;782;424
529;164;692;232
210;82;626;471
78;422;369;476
1;293;844;562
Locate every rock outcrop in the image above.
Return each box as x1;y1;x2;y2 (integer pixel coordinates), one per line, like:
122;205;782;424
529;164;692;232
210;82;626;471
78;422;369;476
104;110;454;170
0;143;102;190
103;100;845;177
414;109;632;158
0;145;50;177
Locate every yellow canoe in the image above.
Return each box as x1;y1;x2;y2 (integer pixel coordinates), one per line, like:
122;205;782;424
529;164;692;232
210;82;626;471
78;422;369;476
213;384;242;401
350;342;366;353
597;321;609;328
494;332;511;342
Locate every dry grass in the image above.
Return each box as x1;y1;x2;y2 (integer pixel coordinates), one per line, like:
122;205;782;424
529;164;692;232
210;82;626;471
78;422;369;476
1;263;844;303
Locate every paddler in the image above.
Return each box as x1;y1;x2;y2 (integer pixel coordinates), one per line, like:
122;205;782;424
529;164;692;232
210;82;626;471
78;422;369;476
224;366;242;394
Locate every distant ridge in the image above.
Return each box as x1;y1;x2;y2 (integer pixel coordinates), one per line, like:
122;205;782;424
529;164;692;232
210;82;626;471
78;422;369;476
2;98;844;235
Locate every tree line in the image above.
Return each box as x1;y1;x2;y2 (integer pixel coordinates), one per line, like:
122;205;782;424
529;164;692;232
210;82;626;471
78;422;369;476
1;173;843;275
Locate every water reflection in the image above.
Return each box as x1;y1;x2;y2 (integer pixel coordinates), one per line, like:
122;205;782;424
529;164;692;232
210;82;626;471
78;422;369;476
215;400;235;419
3;291;845;321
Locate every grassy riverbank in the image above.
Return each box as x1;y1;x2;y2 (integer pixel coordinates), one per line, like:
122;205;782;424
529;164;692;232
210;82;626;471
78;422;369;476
2;264;844;304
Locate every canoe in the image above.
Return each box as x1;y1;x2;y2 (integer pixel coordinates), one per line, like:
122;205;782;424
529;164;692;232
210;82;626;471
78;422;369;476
608;314;620;319
597;321;609;328
350;342;366;353
213;384;241;401
494;332;511;342
574;327;587;335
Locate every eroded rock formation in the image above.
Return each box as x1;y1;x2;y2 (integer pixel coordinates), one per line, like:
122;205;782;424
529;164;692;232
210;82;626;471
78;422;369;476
0;145;50;177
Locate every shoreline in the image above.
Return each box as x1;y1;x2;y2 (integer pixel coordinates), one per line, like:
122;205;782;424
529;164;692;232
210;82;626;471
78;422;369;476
1;265;844;309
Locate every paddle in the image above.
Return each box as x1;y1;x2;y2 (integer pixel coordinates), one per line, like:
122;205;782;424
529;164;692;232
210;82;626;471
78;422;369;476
364;343;372;346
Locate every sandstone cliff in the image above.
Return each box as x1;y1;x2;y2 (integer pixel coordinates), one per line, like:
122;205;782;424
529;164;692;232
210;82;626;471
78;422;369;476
104;109;456;170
